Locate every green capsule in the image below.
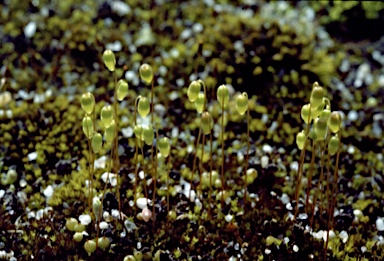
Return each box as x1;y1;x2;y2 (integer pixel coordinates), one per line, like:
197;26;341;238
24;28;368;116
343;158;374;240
158;137;171;157
320;106;331;121
217;84;229;107
328;135;339;156
143;125;154;145
134;125;143;140
84;240;96;256
296;130;306;150
100;105;114;128
139;63;153;85
82;116;94;139
314;117;327;141
301;104;311;124
328;111;341;133
81;92;95;115
98;236;111;250
235;92;248;115
187;80;201;102
91;132;102;153
138;97;150;118
195;92;205;113
201;111;213;135
104;120;116;145
116;79;129;101
310;82;324;109
102;50;116;72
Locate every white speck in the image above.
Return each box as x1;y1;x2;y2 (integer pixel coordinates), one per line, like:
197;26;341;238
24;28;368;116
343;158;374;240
376;217;384;231
139;170;145;180
293;245;299;252
237;151;244;163
264;249;271;254
339;59;350;73
262;144;272;154
24;21;36;38
286;202;293;211
28;151;38;161
43;185;54;198
0;190;5;199
171;127;179;139
361;246;367;253
36;209;44;220
261;155;269;168
5;110;12;118
347;145;355;154
347;110;358;121
225;214;233;223
290;161;298;172
111;1;131;16
280;193;290;205
353;209;363;219
121;126;133;138
176;78;184;87
323;230;335;242
158;65;167;76
101;172;118;187
111;209;121;219
192;23;203;33
33;93;45;104
79;214;92;225
99;221;109;230
136;198;151;209
298;213;308;220
180;28;192;40
339;230;348;243
106;41;122;52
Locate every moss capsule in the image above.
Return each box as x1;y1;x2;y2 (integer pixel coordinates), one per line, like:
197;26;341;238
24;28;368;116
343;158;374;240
116;79;129;101
235;92;248;115
102;50;116;72
139;63;153;85
81;92;95;115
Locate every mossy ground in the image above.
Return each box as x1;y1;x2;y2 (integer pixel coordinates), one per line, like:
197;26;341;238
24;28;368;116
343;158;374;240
0;1;384;260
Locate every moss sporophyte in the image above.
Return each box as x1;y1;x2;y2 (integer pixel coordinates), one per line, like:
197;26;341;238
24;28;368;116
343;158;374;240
75;49;346;258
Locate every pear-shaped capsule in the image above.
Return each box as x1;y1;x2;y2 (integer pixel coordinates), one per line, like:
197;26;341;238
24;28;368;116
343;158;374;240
142;125;154;146
82;116;94;139
201;111;213;135
98;236;111;250
235;92;248;115
102;50;116;72
158;137;171;157
104;120;116;145
217;84;229;107
100;105;114;128
314;117;327;141
301;104;311;124
310;82;324;109
138;97;150;118
116;79;129;101
134;125;143;140
139;64;153;85
296;130;306;150
81;92;95;115
84;239;96;256
195;92;205;113
91;132;102;153
328;111;341;133
328;135;339;156
187;80;201;102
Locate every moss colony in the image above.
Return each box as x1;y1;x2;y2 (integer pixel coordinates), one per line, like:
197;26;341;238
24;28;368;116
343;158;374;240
1;1;384;260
